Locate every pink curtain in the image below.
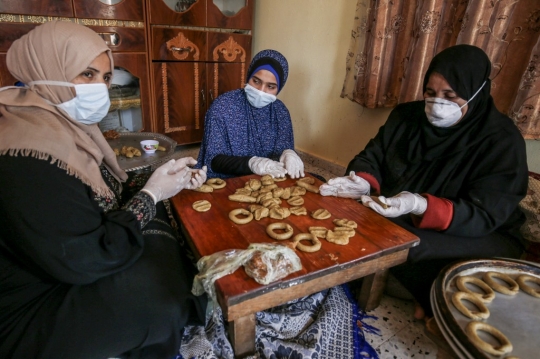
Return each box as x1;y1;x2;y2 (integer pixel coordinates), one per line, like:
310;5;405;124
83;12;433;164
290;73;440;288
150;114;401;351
341;0;540;139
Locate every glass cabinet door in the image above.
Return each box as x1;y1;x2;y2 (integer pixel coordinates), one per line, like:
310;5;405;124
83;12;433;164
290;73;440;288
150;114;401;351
148;0;206;26
207;0;253;29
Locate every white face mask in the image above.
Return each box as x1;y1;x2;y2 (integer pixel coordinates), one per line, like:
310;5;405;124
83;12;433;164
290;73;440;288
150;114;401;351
425;81;486;127
27;80;111;125
244;83;277;108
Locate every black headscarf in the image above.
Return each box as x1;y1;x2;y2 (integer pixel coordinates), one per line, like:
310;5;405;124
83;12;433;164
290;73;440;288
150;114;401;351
416;44;500;161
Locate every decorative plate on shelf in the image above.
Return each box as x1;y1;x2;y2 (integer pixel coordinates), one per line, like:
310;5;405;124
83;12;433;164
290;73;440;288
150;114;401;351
106;132;177;172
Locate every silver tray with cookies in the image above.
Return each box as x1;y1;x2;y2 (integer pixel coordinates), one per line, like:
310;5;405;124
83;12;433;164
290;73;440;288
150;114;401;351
105;132;177;173
431;258;540;359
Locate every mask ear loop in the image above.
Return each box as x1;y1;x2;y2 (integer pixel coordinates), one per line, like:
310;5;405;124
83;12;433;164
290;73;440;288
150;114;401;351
459;81;486;109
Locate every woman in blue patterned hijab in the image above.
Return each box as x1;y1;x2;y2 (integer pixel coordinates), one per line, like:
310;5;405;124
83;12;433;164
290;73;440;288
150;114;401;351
197;49;305;179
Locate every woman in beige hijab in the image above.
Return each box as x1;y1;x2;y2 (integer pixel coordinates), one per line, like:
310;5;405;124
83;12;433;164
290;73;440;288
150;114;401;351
0;21;207;358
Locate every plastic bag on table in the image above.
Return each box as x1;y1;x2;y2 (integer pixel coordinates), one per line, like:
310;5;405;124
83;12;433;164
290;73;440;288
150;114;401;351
243;242;302;285
191;243;302;321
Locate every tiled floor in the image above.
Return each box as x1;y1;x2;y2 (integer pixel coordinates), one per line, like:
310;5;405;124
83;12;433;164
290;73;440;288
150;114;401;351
364;295;447;359
172;144;452;358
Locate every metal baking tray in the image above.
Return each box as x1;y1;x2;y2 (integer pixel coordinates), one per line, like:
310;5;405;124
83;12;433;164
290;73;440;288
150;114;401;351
433;258;540;359
106;132;177;172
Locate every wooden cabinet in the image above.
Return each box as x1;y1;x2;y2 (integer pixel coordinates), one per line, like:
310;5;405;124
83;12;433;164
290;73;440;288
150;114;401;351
147;0;253;144
0;0;254;144
0;1;151;132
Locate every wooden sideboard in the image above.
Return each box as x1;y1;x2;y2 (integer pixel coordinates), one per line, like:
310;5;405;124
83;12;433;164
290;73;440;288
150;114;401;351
0;0;254;144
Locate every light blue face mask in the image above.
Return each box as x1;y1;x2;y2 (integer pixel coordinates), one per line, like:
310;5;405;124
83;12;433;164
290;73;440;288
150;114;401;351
244;83;277;108
27;80;111;125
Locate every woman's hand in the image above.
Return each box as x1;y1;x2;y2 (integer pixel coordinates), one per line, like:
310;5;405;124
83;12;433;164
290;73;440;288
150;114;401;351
279;149;305;179
141;159;192;203
248;156;287;178
186;166;207;190
319;171;370;199
361;191;427;217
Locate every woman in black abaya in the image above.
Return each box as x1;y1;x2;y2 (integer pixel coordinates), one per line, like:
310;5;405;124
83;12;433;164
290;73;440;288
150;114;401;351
320;44;528;319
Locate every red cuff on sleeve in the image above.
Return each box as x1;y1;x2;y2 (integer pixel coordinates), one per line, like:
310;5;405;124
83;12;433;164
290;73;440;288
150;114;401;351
411;194;453;231
356;172;380;195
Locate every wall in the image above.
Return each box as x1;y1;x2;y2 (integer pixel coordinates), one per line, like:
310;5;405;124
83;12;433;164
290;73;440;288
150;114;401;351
252;0;539;172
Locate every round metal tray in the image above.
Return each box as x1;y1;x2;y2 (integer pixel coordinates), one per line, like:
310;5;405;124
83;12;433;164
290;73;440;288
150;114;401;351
433;258;540;359
106;132;177;172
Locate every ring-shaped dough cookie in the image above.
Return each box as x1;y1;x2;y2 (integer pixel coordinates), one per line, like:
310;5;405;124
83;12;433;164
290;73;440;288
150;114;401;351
483;271;519;295
456;276;496;303
229;208;253;224
206;178;226;189
293;233;322;252
451;291;490;320
516;274;540;298
465;321;513;356
266;222;294;240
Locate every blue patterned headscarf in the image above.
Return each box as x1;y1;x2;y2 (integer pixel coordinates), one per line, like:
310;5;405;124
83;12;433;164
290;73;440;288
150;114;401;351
196;49;294;178
246;49;289;94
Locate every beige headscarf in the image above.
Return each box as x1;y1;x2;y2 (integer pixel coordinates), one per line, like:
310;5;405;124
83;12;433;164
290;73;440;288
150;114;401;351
0;21;127;197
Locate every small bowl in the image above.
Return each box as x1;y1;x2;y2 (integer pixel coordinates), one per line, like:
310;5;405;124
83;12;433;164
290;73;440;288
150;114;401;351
140;140;159;154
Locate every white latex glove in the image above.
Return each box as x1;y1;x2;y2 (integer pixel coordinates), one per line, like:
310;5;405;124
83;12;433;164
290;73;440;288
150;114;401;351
141;159;192;203
361;191;427;218
248;156;287;178
166;157;207;190
319;171;370;199
279;149;305;179
185;166;208;190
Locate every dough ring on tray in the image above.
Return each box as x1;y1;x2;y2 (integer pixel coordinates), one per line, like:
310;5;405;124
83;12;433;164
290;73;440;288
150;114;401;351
455;276;496;303
451;291;490;320
192;200;211;212
483;271;519;295
229;208;253;224
465;321;513;356
266;222;294;240
516;274;540;298
206;178;226;189
293;233;321;253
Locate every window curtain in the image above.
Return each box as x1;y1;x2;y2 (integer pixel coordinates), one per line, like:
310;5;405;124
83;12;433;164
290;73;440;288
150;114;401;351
341;0;540;139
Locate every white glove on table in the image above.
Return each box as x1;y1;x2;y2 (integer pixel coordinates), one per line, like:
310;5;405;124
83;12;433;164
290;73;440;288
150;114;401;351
279;149;305;179
361;191;427;218
319;171;370;199
141;159;193;203
248;156;287;178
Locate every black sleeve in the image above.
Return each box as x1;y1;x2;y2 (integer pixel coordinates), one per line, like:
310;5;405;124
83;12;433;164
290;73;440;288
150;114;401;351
211;154;253;176
0;155;145;285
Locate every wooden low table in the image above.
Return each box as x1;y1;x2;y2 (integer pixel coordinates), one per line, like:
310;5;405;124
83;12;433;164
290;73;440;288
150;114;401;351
170;174;419;357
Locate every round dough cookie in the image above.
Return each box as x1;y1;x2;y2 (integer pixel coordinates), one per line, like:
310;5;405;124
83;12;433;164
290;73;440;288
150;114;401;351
269;207;291;220
192;184;213;193
455;276;496;303
333;218;358;229
311;208;331;220
483;271;519;295
192;200;211;212
293;233;321;252
290;206;307;216
266;222;294;240
451;291;490;320
465;321;513;356
206;178;226;189
516;274;540;298
229;208;253;224
287;196;304;206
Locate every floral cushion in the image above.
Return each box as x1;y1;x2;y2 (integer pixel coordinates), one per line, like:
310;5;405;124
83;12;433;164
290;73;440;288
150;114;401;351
519;173;540;260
